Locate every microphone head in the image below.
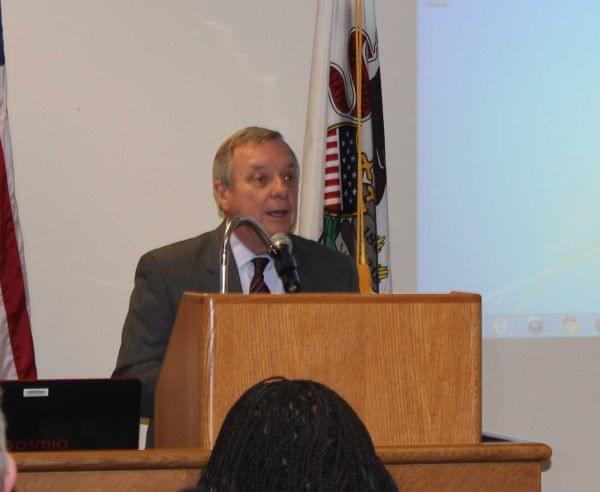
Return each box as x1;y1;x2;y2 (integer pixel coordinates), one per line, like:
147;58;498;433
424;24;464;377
269;233;300;292
270;233;293;251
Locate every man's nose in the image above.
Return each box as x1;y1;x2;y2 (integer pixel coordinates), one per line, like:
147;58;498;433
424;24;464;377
271;177;289;197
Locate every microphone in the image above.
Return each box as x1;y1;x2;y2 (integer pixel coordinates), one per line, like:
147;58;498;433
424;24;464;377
270;233;301;293
220;216;277;293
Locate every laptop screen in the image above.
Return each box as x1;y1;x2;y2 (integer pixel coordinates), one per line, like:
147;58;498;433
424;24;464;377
0;378;140;452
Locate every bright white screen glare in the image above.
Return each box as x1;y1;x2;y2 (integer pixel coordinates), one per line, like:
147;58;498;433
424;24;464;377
418;1;600;338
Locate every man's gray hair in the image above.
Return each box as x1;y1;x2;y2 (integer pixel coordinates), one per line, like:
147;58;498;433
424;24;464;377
212;126;299;191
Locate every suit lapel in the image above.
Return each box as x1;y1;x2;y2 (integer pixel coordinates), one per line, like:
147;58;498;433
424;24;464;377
291;234;311;292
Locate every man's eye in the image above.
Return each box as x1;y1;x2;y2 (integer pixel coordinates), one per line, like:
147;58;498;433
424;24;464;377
284;174;296;182
255;175;266;184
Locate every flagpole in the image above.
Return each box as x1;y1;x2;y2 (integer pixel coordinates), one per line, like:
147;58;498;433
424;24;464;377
354;0;372;294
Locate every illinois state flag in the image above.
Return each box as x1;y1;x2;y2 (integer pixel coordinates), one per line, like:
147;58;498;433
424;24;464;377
300;0;391;292
0;8;37;379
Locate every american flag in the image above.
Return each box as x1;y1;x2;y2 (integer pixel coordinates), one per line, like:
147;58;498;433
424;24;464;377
324;125;358;214
0;7;37;379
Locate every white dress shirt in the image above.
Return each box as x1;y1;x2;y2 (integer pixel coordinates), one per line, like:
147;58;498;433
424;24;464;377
229;232;284;294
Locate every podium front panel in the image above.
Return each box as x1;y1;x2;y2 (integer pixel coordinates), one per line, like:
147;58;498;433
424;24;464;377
155;293;481;448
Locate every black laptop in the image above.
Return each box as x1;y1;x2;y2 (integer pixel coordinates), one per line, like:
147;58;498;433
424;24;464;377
0;378;140;452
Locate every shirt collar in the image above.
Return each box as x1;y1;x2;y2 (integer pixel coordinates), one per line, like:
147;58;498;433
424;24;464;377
229;231;270;269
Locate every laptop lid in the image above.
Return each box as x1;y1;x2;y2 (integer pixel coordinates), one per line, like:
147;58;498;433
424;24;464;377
0;378;140;452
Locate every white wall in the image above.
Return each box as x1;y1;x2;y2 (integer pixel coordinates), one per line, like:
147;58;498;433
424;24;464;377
3;0;321;377
483;338;600;491
3;0;415;378
4;1;595;491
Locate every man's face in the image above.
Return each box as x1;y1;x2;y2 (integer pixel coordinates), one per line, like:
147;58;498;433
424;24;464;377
215;139;298;243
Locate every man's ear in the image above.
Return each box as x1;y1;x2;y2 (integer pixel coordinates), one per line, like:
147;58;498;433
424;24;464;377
213;179;229;213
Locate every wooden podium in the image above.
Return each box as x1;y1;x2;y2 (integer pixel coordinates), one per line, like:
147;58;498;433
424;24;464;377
14;292;551;491
155;292;482;449
14;442;551;491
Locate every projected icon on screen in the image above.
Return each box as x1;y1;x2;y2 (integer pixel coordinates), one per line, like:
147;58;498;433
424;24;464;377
492;317;508;335
528;317;543;335
562;316;578;335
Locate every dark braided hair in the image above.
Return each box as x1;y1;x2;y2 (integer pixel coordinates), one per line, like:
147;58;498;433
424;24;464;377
194;378;397;491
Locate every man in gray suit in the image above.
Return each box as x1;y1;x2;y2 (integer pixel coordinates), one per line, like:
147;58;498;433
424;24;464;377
113;127;358;420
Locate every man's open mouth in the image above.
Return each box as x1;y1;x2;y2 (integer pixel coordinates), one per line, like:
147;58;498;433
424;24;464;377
266;210;289;218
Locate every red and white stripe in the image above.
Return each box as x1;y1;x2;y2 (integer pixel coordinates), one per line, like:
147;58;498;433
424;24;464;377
323;128;341;210
0;63;37;380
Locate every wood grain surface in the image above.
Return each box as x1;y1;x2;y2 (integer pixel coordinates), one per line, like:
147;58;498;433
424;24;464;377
155;293;481;448
13;442;551;492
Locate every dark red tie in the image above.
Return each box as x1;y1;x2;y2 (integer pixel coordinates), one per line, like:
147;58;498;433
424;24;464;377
249;257;270;293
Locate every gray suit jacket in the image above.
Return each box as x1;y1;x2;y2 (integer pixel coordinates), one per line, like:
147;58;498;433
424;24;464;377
113;222;358;417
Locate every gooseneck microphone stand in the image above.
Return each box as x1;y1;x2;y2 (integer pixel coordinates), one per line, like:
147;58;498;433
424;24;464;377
219;216;278;294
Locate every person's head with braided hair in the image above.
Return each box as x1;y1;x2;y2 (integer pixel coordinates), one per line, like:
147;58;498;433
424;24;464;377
193;378;397;491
